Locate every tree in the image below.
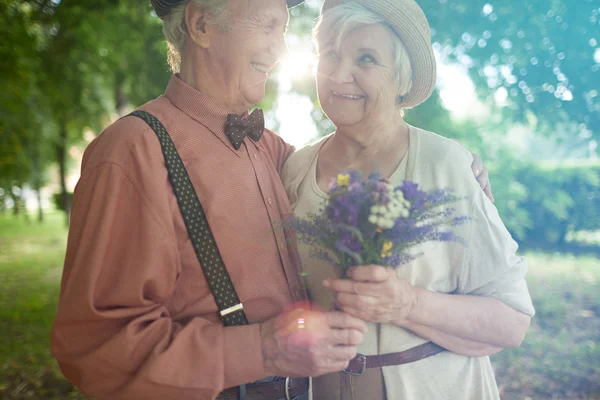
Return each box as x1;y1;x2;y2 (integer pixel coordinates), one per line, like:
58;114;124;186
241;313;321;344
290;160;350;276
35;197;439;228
421;0;600;139
0;0;170;225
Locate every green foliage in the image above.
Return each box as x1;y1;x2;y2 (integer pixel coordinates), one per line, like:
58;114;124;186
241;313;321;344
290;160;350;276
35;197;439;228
501;161;600;246
0;0;170;218
52;192;74;213
420;0;600;137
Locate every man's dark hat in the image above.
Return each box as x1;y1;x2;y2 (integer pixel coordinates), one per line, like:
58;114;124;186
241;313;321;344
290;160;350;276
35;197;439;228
152;0;304;20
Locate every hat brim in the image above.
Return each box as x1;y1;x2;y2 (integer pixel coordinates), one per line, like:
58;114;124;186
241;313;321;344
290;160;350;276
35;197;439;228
287;0;304;7
321;0;436;108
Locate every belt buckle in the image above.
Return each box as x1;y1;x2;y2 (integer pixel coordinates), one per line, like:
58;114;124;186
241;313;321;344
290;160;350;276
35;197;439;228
343;354;367;375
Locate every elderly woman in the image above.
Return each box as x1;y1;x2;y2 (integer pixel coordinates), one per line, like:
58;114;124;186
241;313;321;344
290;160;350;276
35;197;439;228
281;0;535;399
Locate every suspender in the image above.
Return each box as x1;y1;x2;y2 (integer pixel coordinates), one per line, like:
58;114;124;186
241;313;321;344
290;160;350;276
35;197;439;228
129;110;249;327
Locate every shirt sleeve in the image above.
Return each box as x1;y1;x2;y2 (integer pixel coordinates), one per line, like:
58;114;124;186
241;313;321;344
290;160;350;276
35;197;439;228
51;162;265;399
458;176;536;317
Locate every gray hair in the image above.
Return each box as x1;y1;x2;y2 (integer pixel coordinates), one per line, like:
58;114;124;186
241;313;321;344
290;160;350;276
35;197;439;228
313;3;414;106
161;0;231;72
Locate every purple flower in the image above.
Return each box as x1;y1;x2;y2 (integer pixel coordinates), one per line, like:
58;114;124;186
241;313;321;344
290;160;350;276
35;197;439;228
285;170;468;277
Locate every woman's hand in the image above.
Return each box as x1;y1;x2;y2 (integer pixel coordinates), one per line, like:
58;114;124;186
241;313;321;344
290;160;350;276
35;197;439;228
323;265;417;324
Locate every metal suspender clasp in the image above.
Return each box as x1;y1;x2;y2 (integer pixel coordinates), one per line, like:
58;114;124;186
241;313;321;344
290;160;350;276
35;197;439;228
220;303;244;317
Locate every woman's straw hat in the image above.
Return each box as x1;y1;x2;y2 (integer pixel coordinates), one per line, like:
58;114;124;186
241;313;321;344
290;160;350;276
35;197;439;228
321;0;437;108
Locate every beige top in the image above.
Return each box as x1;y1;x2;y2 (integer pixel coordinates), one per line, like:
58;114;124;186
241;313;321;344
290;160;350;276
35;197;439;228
281;126;535;400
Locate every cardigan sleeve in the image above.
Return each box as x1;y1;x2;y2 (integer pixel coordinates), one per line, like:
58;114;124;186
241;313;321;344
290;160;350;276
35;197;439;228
439;143;535;317
458;185;536;316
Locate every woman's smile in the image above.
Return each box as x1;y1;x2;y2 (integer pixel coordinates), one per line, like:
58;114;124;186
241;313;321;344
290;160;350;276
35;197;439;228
331;91;366;100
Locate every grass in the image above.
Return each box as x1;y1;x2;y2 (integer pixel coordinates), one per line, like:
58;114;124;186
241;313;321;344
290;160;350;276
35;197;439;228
0;212;86;399
0;213;599;399
493;253;600;399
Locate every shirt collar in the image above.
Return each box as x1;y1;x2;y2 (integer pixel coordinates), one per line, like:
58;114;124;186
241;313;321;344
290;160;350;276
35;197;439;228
164;74;249;153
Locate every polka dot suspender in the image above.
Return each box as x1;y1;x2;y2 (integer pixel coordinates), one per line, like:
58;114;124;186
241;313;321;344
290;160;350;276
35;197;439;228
130;110;249;327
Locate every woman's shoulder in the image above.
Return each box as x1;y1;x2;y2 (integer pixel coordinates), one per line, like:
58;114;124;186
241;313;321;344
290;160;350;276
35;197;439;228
411;125;473;165
410;125;475;177
408;125;481;201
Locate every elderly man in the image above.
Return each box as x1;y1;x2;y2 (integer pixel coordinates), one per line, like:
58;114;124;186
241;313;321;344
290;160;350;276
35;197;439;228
50;0;491;399
50;0;368;399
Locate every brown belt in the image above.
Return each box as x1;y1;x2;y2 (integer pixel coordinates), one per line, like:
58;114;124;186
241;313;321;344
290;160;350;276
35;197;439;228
343;341;446;375
216;377;309;400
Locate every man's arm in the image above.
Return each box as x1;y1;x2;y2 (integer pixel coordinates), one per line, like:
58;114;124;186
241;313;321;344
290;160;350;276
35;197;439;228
51;163;265;399
53;160;369;399
260;129;295;174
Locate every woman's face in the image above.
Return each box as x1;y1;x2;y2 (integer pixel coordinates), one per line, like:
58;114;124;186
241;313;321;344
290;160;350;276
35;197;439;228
316;23;400;128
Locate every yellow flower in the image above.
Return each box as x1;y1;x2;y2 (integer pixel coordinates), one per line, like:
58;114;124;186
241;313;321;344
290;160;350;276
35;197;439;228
337;174;350;187
375;228;382;233
380;241;393;258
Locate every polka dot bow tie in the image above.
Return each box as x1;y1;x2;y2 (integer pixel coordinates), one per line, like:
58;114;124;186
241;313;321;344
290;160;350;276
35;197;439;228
225;108;265;150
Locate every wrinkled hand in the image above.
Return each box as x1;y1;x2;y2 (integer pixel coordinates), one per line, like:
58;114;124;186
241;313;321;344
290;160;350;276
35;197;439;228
451;139;494;203
324;265;418;324
470;152;494;203
260;305;368;378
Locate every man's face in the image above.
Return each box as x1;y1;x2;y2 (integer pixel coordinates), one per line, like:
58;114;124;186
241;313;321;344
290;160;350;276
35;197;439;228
206;0;289;110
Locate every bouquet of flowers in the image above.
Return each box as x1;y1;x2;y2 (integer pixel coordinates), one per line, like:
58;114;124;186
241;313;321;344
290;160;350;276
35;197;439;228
289;171;469;278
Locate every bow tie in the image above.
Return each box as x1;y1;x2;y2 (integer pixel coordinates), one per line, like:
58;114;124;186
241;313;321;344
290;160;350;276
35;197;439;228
225;108;264;150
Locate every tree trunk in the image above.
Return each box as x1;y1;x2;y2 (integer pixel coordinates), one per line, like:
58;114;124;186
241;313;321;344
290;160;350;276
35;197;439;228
115;71;128;117
21;185;30;223
115;82;128;117
0;187;5;215
12;191;19;217
36;187;44;223
56;121;70;227
32;142;44;223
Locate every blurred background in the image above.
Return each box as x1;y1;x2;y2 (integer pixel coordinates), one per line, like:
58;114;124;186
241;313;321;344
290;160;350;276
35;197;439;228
0;0;598;398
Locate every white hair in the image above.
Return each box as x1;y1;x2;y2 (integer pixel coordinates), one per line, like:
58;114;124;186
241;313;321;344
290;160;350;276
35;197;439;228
313;3;414;106
161;0;231;72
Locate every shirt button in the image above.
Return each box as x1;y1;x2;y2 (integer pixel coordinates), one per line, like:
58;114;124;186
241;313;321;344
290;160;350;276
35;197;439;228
295;290;301;297
268;198;273;205
280;243;286;250
253;153;258;160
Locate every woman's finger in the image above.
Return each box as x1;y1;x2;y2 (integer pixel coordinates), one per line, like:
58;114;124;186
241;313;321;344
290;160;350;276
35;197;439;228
336;292;379;308
324;278;385;297
347;265;390;282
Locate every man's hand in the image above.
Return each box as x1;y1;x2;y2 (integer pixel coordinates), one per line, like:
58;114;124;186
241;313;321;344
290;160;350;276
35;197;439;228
451;139;494;203
471;152;494;203
260;308;368;378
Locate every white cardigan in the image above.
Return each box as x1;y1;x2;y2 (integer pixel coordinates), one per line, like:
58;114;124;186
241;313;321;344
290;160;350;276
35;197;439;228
281;125;535;400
